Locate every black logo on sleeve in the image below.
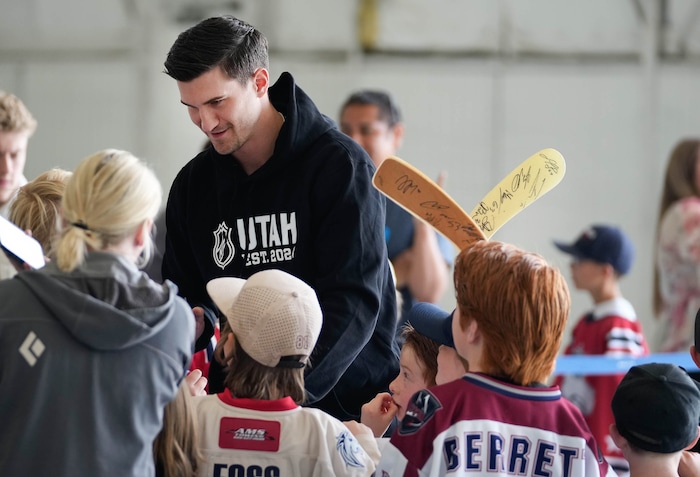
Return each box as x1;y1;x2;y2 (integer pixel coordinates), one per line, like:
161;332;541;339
399;389;442;435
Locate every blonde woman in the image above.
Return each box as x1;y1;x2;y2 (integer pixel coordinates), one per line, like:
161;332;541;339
655;139;700;352
0;149;195;477
9;167;72;258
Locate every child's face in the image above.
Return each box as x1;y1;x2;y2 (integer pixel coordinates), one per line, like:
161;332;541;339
569;259;606;291
389;344;431;420
436;345;467;385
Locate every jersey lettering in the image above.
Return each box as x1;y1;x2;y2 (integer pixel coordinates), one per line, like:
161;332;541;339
452;432;580;476
212;464;280;477
533;441;555;476
509;436;531;473
236;213;297;250
231;213;298;268
443;437;459;471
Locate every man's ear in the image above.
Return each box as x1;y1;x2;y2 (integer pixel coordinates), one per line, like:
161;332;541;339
252;67;270;96
684;426;700;451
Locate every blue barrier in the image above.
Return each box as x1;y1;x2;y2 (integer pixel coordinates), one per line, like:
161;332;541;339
554;352;699;376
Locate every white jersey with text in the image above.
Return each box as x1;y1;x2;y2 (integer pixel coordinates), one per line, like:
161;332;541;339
376;373;615;477
194;390;376;477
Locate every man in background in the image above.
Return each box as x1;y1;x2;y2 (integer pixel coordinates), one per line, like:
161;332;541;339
0;91;37;279
340;90;453;323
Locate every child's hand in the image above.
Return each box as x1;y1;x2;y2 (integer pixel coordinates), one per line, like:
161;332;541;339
360;392;398;437
185;368;208;397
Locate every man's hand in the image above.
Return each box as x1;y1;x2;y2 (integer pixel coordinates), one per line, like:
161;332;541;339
192;306;205;340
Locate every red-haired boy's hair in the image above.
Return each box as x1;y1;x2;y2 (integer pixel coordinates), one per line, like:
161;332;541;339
453;241;570;385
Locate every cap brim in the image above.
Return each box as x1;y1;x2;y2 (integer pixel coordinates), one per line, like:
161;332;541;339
553;240;582;257
406;302;455;347
206;276;247;318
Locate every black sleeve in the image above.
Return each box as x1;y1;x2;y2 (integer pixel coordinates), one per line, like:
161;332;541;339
302;146;396;403
162;169;217;352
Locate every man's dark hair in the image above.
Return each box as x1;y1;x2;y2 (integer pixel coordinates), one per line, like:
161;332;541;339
164;15;269;83
341;90;402;127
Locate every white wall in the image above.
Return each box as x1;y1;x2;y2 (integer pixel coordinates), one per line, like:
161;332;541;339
2;0;700;351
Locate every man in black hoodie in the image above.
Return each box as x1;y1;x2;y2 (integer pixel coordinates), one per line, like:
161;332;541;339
163;15;399;420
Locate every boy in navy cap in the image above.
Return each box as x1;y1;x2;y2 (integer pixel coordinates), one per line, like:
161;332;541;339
402;302;468;386
360;302;469;439
611;363;700;476
554;224;649;473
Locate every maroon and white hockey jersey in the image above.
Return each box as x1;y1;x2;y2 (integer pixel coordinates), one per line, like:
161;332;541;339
193;389;378;477
376;373;615;477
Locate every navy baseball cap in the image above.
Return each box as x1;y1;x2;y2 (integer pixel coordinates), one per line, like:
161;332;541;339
612;363;700;453
405;302;454;348
553;224;634;275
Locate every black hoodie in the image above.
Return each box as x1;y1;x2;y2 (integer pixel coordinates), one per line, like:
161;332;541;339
163;72;399;419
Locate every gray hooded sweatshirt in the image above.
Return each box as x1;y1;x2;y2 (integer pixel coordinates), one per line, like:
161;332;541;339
0;252;194;477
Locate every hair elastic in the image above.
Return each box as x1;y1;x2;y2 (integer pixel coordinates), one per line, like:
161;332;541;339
71;221;90;231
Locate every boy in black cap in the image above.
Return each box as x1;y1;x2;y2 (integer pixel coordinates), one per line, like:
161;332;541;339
680;308;700;474
554;224;649;472
611;363;700;476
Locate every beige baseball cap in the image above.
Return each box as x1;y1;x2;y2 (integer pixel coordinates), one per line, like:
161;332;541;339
206;269;323;368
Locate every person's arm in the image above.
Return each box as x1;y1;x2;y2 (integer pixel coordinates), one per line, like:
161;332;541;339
674;201;700;284
343;420;382;467
162;171;217;351
392;218;449;303
303;150;396;404
327;420;377;476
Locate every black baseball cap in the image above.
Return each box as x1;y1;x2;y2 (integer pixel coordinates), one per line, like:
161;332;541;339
554;224;634;275
612;363;700;453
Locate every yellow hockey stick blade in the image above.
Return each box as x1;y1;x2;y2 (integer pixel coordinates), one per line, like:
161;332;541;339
470;148;566;239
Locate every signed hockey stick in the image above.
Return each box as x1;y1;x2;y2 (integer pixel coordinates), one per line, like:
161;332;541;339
372;148;566;249
372;156;486;250
470;148;566;239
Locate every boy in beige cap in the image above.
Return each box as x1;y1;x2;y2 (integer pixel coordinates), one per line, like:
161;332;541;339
194;269;379;476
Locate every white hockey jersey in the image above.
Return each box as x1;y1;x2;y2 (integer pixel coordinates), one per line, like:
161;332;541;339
193;390;377;477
